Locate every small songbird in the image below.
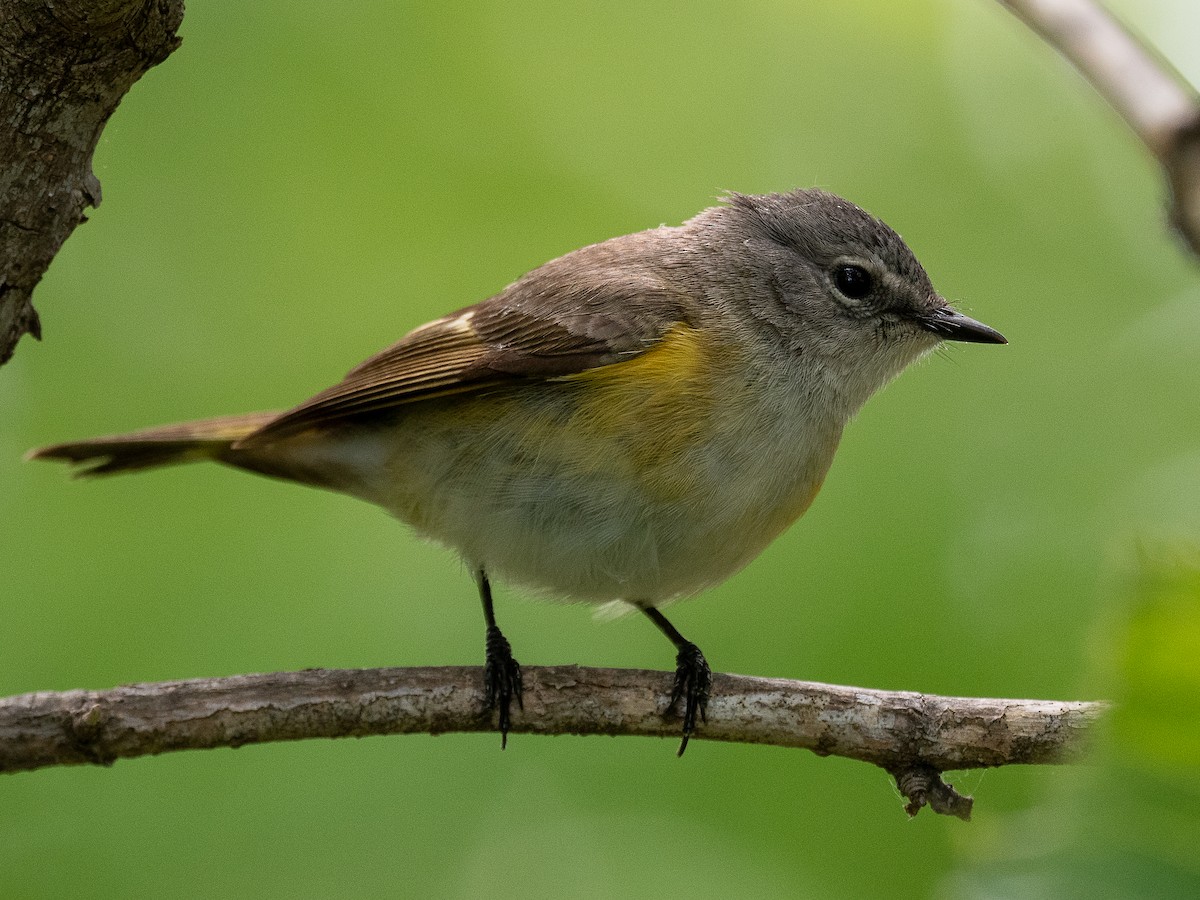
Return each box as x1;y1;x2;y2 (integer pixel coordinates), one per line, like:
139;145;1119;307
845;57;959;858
30;189;1005;753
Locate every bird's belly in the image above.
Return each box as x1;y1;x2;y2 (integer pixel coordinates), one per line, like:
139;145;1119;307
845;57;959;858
362;370;840;604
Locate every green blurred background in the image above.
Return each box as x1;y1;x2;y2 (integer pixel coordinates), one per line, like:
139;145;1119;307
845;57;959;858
2;1;1199;896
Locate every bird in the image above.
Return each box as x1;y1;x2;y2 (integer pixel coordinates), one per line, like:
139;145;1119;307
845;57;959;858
29;188;1006;754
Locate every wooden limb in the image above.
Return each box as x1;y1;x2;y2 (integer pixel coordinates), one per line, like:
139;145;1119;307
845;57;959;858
0;0;185;365
0;665;1106;818
998;0;1200;255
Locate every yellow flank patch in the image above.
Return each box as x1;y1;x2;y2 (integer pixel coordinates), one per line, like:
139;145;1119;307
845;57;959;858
560;323;723;494
566;322;709;388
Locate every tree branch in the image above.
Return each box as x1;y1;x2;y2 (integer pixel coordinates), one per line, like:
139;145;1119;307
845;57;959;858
997;0;1200;255
0;665;1106;818
0;0;185;366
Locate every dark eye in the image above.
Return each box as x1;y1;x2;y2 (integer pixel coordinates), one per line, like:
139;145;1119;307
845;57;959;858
833;264;873;300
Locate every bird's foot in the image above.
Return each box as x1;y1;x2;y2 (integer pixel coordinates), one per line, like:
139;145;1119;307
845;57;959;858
484;624;522;748
666;641;711;756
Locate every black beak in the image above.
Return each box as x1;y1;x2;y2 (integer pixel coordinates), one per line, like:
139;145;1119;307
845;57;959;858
919;307;1007;344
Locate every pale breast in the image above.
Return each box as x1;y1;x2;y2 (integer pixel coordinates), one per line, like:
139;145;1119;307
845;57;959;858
358;325;843;603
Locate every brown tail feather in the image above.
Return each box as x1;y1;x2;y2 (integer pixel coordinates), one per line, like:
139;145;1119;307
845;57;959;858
27;412;280;476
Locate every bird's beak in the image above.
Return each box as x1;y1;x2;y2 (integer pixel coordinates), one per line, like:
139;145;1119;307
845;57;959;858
918;306;1007;344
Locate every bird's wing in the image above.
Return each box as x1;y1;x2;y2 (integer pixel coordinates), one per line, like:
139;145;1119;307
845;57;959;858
241;248;690;445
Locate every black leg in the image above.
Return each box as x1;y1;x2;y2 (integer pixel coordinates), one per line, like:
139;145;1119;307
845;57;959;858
478;569;522;748
642;607;711;756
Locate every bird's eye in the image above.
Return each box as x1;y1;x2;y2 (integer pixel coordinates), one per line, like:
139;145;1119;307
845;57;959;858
833;264;873;300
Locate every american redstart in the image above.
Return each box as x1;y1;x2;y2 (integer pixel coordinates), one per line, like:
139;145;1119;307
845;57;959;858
31;189;1005;753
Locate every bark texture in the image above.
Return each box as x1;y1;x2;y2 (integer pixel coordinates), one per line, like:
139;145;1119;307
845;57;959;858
0;666;1106;818
0;0;184;365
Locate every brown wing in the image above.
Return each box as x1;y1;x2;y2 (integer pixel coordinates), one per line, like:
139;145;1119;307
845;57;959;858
240;233;691;445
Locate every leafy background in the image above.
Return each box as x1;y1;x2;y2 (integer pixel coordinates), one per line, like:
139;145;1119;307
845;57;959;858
2;1;1198;897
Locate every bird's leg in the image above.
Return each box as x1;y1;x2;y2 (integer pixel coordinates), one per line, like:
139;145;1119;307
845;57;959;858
641;606;711;756
478;569;522;748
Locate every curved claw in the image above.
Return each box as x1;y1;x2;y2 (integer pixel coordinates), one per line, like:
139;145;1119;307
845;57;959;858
484;624;523;748
667;642;711;756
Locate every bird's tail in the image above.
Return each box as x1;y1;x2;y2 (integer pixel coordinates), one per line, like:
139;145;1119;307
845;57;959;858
27;412;279;477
